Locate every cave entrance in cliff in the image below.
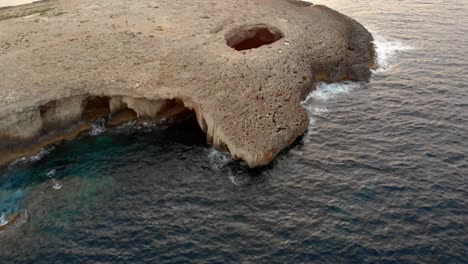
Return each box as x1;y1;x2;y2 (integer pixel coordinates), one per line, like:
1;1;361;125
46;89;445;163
225;24;284;51
1;95;209;168
79;96;208;149
82;96;112;122
80;96;196;129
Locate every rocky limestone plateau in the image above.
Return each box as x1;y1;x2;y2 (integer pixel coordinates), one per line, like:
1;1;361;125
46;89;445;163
0;0;375;168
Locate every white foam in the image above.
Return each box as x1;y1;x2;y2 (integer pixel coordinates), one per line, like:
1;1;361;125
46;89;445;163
0;213;8;227
52;179;63;190
207;149;231;170
0;210;29;230
306;82;361;101
372;33;414;72
301;81;363;135
46;169;63;189
311;107;329;115
300;33;413;128
228;174;251;186
47;168;56;178
112;120;167;135
9;146;55;167
139;121;166;132
89;118;107;136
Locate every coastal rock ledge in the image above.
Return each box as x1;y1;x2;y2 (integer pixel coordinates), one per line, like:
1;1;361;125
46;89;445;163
0;0;375;167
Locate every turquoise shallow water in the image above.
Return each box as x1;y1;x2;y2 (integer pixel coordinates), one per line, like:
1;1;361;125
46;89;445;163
1;0;467;263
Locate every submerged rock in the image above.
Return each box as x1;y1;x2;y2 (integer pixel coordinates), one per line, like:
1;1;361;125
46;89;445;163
0;0;375;167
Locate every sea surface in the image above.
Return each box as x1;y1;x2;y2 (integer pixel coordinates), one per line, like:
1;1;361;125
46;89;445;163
1;0;467;263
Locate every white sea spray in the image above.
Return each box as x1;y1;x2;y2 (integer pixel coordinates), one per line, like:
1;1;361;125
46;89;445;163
0;213;8;226
208;149;232;170
9;146;56;168
372;32;414;72
89;118;107;136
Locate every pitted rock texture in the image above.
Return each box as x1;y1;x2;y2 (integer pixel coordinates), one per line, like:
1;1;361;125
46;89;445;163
0;0;375;167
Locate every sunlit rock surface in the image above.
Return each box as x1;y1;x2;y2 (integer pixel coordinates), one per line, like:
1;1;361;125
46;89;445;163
0;0;375;167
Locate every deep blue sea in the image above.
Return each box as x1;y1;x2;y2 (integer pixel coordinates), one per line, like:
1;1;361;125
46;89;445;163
1;0;467;263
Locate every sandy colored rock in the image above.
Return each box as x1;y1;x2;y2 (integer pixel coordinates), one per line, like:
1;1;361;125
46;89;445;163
0;0;375;167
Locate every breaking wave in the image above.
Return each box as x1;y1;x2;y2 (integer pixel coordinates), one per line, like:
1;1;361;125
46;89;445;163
301;32;413;129
207;149;232;170
306;82;361;101
302;81;361;126
372;32;414;72
9;146;55;168
0;213;8;227
89;118;107;136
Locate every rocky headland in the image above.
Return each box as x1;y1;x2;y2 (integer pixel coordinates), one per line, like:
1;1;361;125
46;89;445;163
0;0;375;168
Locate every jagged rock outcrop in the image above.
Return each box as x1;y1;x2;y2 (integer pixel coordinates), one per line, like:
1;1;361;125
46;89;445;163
0;0;375;167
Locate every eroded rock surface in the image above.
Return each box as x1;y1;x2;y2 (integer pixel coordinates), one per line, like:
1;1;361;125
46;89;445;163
0;0;375;167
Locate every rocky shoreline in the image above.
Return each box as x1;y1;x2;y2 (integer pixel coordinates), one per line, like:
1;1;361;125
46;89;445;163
0;0;375;168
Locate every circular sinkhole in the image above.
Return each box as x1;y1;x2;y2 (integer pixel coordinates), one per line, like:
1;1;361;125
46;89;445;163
225;24;284;51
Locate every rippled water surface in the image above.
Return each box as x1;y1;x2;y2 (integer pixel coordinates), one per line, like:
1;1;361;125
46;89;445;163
1;0;467;263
